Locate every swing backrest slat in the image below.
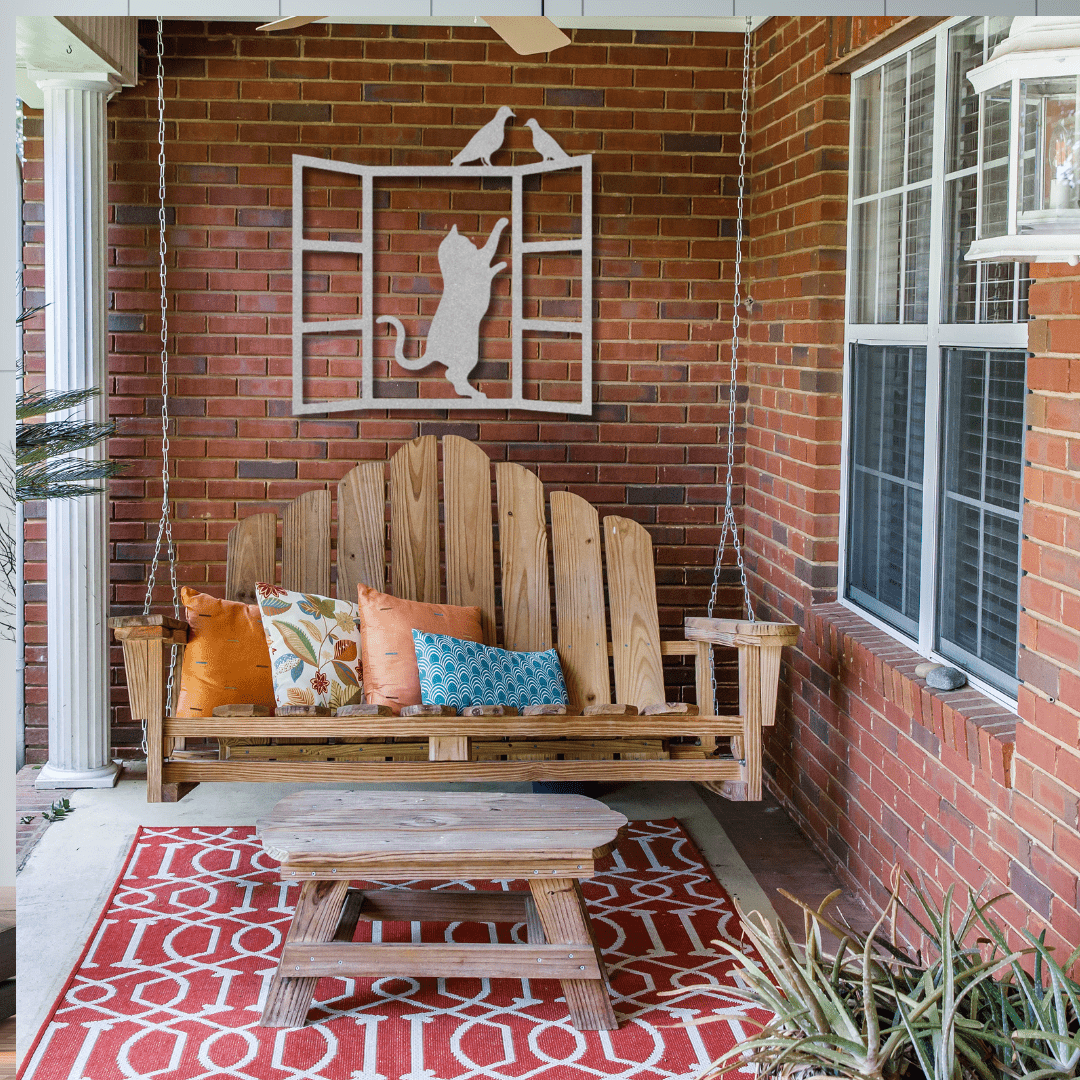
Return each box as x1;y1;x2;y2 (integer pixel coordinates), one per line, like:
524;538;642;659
225;512;276;604
550;490;611;712
443;435;497;646
282;489;331;595
495;461;551;653
337;462;386;600
602;515;667;709
389;435;439;604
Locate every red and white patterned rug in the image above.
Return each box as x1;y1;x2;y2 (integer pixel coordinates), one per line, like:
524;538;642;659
21;820;765;1080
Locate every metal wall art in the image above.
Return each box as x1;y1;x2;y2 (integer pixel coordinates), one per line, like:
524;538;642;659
291;108;592;415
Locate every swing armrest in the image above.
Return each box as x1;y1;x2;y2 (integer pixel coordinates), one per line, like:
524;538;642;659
109;615;189;644
683;617;798;649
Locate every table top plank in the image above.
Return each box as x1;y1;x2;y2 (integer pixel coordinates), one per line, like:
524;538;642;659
257;791;627;874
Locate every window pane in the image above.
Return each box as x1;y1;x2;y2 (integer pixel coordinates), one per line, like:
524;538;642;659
908;41;936;184
904;186;931;322
854;68;881;198
946;19;983;173
937;348;1025;692
853;200;879;323
847;344;927;635
881;56;907;192
944;174;978;322
877;193;903;324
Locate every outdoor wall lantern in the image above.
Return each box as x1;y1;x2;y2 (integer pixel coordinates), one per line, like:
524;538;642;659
966;16;1080;266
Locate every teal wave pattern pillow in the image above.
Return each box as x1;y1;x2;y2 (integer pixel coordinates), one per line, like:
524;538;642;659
412;630;569;711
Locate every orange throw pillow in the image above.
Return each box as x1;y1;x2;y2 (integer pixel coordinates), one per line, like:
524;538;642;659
356;584;483;714
174;587;276;717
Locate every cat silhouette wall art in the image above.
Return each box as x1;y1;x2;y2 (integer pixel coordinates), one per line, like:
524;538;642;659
376;218;509;400
290;107;593;415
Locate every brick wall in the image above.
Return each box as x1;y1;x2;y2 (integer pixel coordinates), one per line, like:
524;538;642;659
19;20;749;761
745;16;1078;959
1013;264;1080;951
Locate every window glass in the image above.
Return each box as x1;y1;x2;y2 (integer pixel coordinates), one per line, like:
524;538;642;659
847;344;927;636
941;18;1030;324
937;349;1025;692
851;41;935;325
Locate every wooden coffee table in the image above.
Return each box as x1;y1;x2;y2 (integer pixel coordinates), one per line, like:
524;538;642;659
256;790;627;1031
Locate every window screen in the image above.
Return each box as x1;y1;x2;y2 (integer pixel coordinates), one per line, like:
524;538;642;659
846;344;927;636
937;349;1025;693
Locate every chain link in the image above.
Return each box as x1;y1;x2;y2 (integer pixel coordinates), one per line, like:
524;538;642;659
708;16;755;719
142;17;179;754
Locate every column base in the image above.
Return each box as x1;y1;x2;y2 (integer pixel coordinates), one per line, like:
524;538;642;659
35;760;120;789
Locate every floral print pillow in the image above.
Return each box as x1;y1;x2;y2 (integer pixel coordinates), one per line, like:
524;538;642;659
255;583;363;711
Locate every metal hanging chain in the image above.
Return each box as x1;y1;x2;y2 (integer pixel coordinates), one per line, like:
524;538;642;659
142;16;180;752
707;16;756;718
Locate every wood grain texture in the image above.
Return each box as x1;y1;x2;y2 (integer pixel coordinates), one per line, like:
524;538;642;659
390;435;439;603
121;638;164;802
602;515;667;709
109;614;187;630
429;735;471;761
333;889;365;943
337;461;386;601
226;738;667;763
550;491;610;711
529;878;617;1030
165;758;744;787
759;642;783;728
683;617;799;647
740;644;763;801
354;888;531;925
225;742;427;763
496;461;551;652
443;435;497;644
694;640;716;752
165;716;746;739
279;941;600;981
282;490;331;596
212;704;271;717
260;878;349;1028
225;512;277;603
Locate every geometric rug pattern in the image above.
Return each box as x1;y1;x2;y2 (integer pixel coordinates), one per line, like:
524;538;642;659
20;820;764;1080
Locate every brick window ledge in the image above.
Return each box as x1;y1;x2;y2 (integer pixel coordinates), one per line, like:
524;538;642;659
810;602;1016;788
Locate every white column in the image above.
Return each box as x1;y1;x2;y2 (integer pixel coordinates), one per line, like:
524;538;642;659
35;72;120;789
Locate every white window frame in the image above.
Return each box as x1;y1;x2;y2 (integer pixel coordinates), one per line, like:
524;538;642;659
838;16;1028;711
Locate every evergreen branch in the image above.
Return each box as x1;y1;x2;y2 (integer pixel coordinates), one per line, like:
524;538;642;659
17;419;117;463
16;386;101;421
16;303;47;326
17;458;125;502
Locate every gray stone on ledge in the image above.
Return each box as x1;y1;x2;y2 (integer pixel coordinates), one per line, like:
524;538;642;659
926;666;967;691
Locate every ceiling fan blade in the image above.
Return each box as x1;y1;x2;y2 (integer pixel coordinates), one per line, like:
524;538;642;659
256;15;328;31
481;16;571;55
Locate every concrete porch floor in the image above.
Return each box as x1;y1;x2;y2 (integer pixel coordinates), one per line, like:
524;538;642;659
16;769;870;1065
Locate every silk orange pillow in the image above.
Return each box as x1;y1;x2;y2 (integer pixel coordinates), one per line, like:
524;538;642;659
174;587;275;717
356;584;484;714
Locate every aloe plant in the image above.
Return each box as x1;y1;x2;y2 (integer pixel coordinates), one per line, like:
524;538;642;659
660;878;1080;1080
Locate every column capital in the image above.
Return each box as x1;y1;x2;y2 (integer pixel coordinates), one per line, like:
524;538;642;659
29;68;120;97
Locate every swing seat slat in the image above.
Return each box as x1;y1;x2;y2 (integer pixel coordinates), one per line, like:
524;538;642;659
111;435;797;803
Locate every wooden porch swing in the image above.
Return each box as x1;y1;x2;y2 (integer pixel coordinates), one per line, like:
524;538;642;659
112;435;797;804
109;18;797;803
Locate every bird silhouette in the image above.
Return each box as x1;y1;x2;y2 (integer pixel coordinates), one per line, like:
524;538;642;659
524;118;570;162
451;106;515;167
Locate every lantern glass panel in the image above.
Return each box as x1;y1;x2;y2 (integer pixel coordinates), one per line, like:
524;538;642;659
1019;75;1080;229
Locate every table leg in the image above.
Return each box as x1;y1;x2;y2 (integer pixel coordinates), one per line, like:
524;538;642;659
261;879;350;1028
529;878;617;1031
